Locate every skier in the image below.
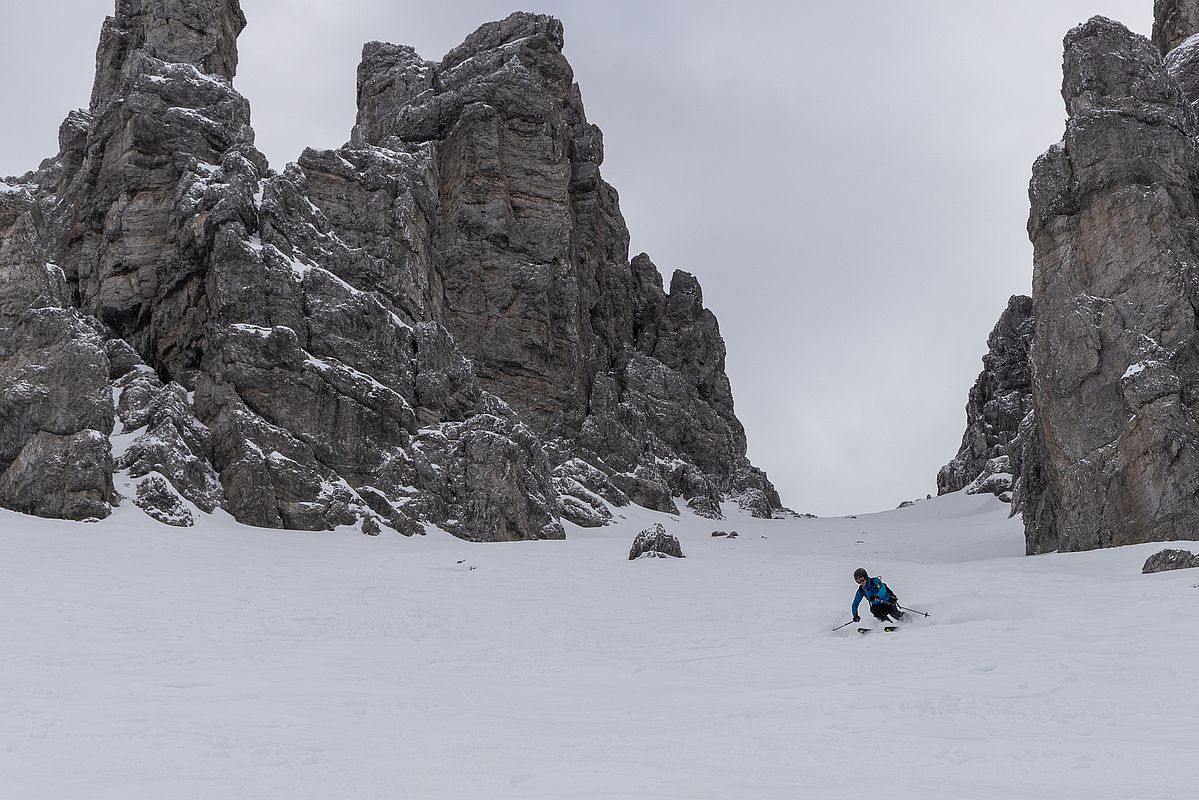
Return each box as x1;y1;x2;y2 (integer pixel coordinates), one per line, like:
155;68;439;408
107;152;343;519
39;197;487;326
851;567;905;623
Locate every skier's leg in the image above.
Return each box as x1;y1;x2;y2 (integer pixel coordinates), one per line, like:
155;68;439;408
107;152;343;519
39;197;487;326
873;602;902;622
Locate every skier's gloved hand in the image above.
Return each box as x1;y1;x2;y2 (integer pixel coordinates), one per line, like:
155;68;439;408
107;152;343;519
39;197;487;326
852;614;860;623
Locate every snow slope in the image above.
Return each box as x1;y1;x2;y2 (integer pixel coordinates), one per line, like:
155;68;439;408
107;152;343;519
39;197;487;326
2;493;1195;799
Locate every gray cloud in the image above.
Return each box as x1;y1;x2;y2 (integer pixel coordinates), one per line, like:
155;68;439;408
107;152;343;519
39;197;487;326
0;1;1154;515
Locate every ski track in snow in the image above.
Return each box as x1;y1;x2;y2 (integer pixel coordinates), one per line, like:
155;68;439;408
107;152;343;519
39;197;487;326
1;493;1196;799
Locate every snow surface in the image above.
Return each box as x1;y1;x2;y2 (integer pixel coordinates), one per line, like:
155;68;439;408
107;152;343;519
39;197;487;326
2;492;1196;799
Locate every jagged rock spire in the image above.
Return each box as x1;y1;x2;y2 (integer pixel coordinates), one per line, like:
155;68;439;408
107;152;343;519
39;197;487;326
343;12;780;520
91;0;246;109
353;11;570;148
1153;0;1199;53
1022;16;1199;553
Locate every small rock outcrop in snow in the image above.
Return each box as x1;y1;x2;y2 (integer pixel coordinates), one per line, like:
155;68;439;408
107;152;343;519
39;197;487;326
686;496;723;520
628;523;684;560
134;475;194;527
1141;548;1199;573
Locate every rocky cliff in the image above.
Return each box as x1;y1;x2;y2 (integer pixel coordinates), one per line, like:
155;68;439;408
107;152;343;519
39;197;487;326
0;1;781;539
945;0;1199;554
1153;0;1199;53
1024;10;1199;554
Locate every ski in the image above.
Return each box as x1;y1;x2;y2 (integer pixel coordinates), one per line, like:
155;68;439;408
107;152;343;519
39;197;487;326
857;626;898;634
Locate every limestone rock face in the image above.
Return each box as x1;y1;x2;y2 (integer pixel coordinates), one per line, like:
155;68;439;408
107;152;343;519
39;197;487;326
352;15;606;437
1022;16;1199;554
0;3;778;538
0;181;115;520
938;295;1034;501
1165;34;1199;111
1153;0;1199;53
63;3;267;383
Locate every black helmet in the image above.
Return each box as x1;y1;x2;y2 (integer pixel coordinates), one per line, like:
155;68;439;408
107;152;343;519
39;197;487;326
853;568;868;581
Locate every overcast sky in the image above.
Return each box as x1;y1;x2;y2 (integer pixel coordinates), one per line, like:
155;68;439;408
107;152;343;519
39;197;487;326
0;1;1155;516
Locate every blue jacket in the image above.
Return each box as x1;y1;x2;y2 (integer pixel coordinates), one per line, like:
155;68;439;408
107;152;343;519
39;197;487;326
852;577;896;616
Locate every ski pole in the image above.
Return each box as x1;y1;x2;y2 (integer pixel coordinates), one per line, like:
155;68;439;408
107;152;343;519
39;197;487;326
832;619;857;631
898;604;930;618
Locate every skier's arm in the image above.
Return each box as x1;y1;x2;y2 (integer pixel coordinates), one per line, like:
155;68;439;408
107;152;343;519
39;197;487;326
851;587;865;616
879;581;894;603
